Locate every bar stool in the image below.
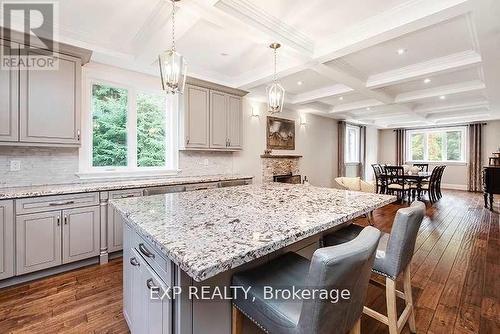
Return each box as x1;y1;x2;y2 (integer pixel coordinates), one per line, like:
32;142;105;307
322;201;425;334
231;226;381;334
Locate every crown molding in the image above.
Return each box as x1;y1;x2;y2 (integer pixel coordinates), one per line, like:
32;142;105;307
366;50;482;89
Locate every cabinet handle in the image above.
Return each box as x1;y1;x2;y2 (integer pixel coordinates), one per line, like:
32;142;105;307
138;243;155;258
56;216;60;226
49;200;75;206
122;194;136;198
146;278;158;291
64;215;68;225
130;257;140;267
186;137;190;144
77;130;81;141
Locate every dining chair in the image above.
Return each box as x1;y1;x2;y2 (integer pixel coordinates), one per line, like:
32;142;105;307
371;164;385;194
436;165;446;199
323;201;426;334
231;226;381;334
384;166;410;201
410;166;442;202
412;163;429;172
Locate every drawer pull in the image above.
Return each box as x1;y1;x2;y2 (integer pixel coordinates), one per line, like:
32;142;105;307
130;257;140;267
146;278;158;291
138;243;155;258
49;200;75;206
122;194;136;198
56;216;60;226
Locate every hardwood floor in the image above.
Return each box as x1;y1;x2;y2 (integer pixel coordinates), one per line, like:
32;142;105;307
0;190;498;333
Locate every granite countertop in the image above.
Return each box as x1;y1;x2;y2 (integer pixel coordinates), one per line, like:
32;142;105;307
111;183;396;282
0;174;253;200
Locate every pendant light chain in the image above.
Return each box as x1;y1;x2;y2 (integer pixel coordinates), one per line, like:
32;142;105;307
273;47;277;82
171;0;176;51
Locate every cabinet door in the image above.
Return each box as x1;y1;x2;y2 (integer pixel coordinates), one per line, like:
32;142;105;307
108;189;143;253
62;206;100;263
0;40;19;142
184;85;209;148
0;200;14;280
19;49;81;145
210;91;228;148
16;211;62;275
227;95;242;149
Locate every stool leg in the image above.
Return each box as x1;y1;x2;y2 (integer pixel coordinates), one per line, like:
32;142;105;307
403;266;416;333
386;278;398;334
232;305;244;334
349;318;361;334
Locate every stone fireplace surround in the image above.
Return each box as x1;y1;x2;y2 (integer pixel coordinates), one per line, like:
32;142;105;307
260;154;302;183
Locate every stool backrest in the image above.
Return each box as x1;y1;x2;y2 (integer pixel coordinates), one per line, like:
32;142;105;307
297;226;381;334
384;201;426;278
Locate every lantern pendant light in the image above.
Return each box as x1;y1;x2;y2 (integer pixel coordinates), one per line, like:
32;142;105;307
158;0;187;94
266;43;285;113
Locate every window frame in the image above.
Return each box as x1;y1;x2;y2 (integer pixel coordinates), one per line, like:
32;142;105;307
406;126;467;164
345;124;361;164
78;78;179;178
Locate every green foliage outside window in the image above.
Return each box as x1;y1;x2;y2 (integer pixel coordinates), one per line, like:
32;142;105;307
92;84;128;167
446;131;461;161
428;133;443;161
411;133;424;161
137;93;167;167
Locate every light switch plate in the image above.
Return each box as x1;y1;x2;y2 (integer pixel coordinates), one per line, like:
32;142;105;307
10;160;21;171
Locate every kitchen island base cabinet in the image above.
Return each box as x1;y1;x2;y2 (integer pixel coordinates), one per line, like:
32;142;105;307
0;201;14;280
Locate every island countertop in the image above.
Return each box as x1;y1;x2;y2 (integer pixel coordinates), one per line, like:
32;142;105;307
111;183;396;282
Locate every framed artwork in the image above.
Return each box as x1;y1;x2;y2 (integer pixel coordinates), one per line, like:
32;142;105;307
266;116;295;150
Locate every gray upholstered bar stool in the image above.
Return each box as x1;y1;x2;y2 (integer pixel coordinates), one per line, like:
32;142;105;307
231;226;381;334
322;201;426;334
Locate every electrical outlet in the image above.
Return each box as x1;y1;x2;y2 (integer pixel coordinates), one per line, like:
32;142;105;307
10;160;21;172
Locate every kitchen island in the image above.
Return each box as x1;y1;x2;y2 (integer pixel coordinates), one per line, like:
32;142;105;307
111;183;395;334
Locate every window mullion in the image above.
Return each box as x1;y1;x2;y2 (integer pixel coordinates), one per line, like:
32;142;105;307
443;132;447;162
128;89;138;170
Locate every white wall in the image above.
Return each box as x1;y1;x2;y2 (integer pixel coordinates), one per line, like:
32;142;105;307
233;100;338;188
365;126;379;181
377;120;500;190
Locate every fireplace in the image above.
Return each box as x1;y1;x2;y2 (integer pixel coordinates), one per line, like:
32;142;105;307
273;173;302;184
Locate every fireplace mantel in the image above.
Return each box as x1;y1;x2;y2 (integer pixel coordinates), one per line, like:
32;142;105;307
260;154;303;159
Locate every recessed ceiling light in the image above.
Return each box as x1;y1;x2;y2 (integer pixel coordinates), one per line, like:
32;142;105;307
397;48;407;55
338;96;344;101
439;95;446;100
366;107;371;111
220;53;229;56
297;81;303;86
424;78;431;84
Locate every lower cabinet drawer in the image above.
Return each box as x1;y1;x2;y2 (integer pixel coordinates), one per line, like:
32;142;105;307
134;233;173;287
16;192;99;215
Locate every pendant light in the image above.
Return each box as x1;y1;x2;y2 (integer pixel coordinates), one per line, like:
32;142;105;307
158;0;187;94
266;43;285;113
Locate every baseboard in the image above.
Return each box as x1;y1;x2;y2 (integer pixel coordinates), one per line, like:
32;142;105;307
441;183;467;190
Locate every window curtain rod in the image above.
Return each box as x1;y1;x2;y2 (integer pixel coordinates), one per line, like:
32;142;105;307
392;122;487;131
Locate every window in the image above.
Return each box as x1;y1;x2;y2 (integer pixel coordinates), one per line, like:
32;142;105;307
406;127;466;163
81;81;177;175
345;124;360;163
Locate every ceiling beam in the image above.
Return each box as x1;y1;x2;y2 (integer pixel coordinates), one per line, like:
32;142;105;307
395;80;486;103
366;50;482;89
330;99;384;113
290;84;353;105
414;98;489;114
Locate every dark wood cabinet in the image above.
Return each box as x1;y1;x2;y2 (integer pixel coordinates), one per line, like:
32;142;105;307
483;166;500;210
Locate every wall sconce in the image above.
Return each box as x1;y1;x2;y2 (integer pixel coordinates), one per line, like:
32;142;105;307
299;114;307;125
251;107;260;117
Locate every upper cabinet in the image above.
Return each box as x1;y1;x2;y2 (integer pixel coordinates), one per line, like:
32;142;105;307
181;79;247;151
0;32;91;147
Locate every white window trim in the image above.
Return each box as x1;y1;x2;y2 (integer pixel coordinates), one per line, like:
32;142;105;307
345;124;361;164
406;126;467;164
78;76;179;180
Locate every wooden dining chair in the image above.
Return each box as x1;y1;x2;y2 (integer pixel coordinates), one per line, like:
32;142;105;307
384;166;410;201
371;164;385;194
436;165;446;199
410;165;441;202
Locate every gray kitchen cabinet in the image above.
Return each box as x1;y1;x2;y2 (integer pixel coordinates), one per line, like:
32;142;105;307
62;206;100;264
227;95;242;149
210;90;228;148
16;211;62;275
184;84;210;148
0;40;19;142
108;189;143;253
0;200;14;280
19;48;81;145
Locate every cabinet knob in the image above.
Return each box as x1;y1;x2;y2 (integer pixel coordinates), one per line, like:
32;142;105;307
130;257;140;267
56;216;60;226
146;278;159;292
64;215;68;225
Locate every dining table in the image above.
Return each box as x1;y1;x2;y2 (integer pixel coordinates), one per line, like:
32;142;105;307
379;171;432;200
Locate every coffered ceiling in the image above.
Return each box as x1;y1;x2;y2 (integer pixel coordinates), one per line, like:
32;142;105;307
7;0;499;128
